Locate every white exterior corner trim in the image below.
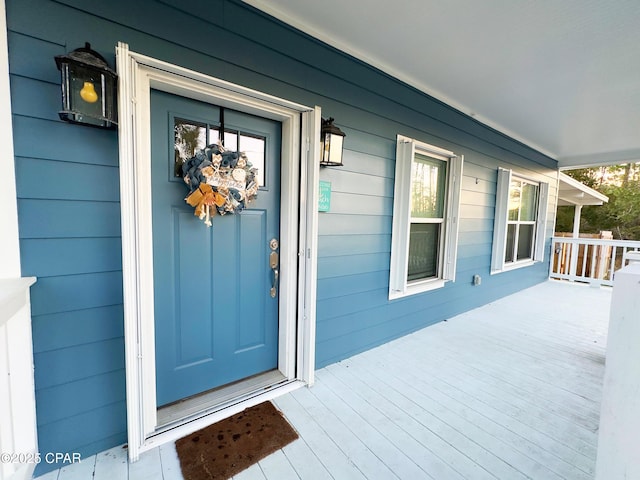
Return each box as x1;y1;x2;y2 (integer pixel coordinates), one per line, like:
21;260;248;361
115;43;319;461
1;4;40;479
0;0;21;278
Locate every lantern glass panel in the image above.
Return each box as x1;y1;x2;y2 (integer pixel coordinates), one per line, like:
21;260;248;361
322;132;344;166
69;64;104;126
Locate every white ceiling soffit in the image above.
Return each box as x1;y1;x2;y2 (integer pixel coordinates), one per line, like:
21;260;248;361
244;0;640;169
558;172;609;206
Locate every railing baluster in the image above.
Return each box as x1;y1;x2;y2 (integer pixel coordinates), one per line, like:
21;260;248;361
551;236;640;286
608;245;617;283
581;243;590;280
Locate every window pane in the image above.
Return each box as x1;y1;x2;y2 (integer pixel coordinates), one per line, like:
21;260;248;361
239;134;266;187
411;154;446;218
223;130;238;151
517;224;535;260
520;183;538;221
508;180;521;221
174;119;206;177
407;223;440;281
209;127;220;145
505;224;516;263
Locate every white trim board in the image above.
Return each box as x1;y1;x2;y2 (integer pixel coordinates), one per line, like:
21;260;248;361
115;43;320;461
0;0;21;278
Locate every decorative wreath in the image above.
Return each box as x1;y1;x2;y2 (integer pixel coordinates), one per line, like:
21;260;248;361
181;142;259;227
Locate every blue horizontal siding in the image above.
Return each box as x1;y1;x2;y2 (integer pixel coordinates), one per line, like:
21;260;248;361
339;127;396;158
317;288;389;321
316;271;389;301
29;272;123;316
459;218;496;233
321;168;394;196
18;199;121;238
458;231;494;246
35;370;125;426
9;76;59;121
323;192;393;216
12;116;119;166
318;234;390;257
16;159;120;202
318;213;392;236
317;253;390;279
7;32;63;83
21;238;122;278
34;402;126;464
32;305;124;353
8;0;558;468
340;148;395;178
456;256;492;276
33;338;125;390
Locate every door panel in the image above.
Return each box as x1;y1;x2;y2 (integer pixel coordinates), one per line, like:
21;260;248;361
150;90;281;407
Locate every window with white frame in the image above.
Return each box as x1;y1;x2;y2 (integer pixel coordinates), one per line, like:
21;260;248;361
491;168;549;273
389;135;463;299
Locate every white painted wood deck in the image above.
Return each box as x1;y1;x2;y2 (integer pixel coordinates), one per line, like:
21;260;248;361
35;280;611;480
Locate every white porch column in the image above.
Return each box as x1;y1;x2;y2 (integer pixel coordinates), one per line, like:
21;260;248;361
0;0;20;277
0;3;39;480
596;263;640;479
572;204;582;239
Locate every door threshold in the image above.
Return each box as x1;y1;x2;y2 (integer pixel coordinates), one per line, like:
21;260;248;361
156;370;287;429
139;376;304;456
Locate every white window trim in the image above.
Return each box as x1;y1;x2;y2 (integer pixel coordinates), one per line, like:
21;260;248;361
389;135;463;300
491;168;549;274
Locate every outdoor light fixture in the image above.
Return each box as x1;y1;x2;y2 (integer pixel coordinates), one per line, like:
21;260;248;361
320;117;346;167
54;42;118;129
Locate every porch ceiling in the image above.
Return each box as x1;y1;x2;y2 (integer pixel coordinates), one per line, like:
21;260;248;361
244;0;640;169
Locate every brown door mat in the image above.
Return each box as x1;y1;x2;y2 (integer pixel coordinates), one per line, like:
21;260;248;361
175;401;299;479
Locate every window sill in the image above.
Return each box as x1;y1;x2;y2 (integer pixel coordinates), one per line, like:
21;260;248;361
491;259;537;275
389;278;446;300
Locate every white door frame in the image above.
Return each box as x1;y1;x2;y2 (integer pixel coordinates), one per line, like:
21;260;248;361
116;43;320;461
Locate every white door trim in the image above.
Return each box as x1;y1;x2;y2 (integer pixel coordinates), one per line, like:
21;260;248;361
115;43;319;461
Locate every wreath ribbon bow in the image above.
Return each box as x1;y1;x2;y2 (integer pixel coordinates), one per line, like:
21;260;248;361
185;183;226;226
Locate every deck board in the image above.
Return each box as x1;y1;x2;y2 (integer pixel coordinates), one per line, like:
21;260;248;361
34;280;610;479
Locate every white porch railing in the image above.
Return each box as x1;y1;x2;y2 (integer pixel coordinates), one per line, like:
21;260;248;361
550;236;640;286
595;262;640;479
0;277;38;480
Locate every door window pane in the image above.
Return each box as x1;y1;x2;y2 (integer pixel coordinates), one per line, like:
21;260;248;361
174;119;206;176
209;128;220;145
239;134;266;187
411;154;446;218
517;224;535;260
408;223;440;281
222;130;238;151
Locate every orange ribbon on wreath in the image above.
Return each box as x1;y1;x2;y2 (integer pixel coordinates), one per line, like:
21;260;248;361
185;184;226;226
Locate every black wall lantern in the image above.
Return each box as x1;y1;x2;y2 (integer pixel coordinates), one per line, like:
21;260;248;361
320;117;346;167
54;43;118;129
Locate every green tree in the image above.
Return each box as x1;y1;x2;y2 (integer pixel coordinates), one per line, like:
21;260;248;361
582;181;640;240
556;163;640;240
